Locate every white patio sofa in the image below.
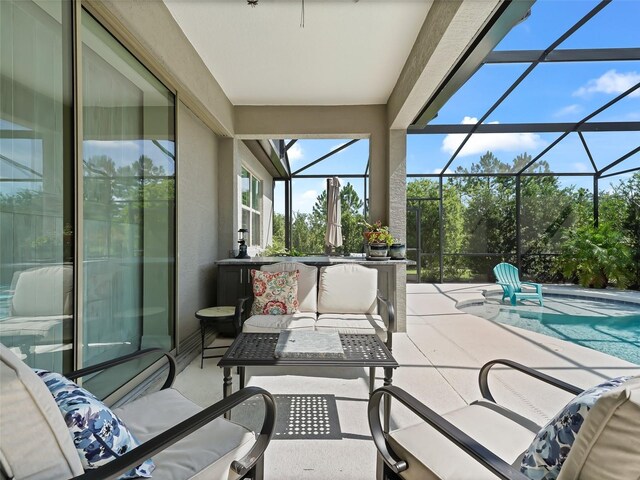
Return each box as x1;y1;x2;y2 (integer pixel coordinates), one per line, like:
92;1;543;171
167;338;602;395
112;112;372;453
241;262;395;351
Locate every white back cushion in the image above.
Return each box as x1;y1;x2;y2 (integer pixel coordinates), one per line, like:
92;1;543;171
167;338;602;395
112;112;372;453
11;266;73;317
261;262;318;313
0;343;84;479
558;376;640;480
317;264;378;314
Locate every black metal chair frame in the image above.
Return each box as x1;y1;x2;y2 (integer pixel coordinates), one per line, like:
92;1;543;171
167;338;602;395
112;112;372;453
64;348;276;480
368;359;584;480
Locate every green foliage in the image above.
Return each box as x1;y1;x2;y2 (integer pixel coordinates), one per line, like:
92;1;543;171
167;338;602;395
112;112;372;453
600;172;640;288
289;182;365;255
557;223;632;288
362;220;394;246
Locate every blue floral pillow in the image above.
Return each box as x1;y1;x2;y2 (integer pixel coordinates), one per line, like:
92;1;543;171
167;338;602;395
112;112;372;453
520;376;631;480
34;369;154;479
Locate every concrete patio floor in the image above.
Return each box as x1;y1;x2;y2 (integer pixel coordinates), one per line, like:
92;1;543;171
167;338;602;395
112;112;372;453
173;283;640;479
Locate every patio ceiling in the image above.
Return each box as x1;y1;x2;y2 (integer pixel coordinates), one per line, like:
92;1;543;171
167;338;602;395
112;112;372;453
163;0;434;105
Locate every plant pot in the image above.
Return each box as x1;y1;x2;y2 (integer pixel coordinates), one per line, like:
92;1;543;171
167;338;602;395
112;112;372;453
389;243;406;259
368;243;389;258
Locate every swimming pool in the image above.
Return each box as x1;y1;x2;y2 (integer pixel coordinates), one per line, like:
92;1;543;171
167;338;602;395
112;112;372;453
461;295;640;365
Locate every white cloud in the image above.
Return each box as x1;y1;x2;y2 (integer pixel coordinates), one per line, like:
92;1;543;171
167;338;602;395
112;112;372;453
293;189;319;213
573;70;640;98
432;167;453;174
441;116;546;157
288;143;304;163
571;162;590;173
330;141;347;151
554;104;583;117
84;140;139;150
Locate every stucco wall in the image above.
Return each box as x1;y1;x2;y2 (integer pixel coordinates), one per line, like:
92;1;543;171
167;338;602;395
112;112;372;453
234;105;389;224
177;102;219;342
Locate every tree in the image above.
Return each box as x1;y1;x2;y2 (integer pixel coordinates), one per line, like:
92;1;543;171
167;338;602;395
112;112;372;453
309;182;365;254
599;172;640;288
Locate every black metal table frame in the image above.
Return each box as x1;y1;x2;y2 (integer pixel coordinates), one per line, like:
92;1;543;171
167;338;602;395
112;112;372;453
218;332;398;428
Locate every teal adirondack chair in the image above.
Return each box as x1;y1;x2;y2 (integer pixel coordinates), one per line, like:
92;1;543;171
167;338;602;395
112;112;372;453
493;262;543;306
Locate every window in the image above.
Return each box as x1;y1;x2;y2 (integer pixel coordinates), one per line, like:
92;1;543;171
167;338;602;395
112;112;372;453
241;167;262;246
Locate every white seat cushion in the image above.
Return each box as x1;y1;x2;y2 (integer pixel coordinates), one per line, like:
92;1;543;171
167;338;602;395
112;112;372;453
388;400;539;480
114;388;255;480
0;343;84;480
317;264;378;314
242;313;316;333
11;266;73;317
0;315;72;338
261;262;318;312
316;313;386;341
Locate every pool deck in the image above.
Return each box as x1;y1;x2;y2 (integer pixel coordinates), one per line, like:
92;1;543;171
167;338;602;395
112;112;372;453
174;283;640;479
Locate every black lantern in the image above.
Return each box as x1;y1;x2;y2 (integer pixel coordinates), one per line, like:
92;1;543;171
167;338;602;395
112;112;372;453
236;228;250;259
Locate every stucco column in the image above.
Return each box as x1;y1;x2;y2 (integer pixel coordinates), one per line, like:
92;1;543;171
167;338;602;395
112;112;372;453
217;138;239;260
388;129;407;332
367;124;389;225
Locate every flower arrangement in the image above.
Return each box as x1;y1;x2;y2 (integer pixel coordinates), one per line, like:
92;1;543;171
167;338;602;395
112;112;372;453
362;220;394;246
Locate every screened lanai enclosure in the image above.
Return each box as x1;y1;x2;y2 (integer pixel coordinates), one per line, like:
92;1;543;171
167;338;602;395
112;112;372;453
405;0;639;285
271;0;639;288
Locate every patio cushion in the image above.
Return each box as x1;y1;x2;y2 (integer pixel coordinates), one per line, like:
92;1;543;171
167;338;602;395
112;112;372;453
557;376;640;480
317;264;377;315
261;262;318;313
0;343;84;480
250;270;299;315
243;313;316;333
34;369;154;478
114;388;255;480
0;315;72;338
388;400;539;480
316;314;386;341
521;376;632;480
11;266;73;317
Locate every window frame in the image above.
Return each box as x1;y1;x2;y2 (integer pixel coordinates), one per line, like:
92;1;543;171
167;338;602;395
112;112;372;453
240;166;263;247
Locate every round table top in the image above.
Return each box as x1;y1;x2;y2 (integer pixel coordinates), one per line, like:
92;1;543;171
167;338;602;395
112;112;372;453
196;306;236;319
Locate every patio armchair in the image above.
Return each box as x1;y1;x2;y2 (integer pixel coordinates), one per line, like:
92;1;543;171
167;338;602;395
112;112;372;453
0;343;276;480
493;263;543;306
369;359;640;480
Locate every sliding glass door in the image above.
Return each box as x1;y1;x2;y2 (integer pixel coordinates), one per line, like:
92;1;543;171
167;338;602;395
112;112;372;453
81;11;175;395
0;0;74;372
0;1;176;396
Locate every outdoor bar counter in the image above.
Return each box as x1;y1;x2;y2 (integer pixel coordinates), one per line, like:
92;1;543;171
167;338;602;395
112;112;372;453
216;256;408;332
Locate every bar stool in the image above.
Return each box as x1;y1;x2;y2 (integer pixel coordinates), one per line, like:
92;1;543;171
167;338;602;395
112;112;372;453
195;305;241;368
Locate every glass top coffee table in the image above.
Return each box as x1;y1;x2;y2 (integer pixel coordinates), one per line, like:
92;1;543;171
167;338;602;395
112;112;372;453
218;332;398;399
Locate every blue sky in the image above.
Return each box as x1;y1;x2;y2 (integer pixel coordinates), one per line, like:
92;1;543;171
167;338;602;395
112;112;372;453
277;0;639;214
274;139;369;214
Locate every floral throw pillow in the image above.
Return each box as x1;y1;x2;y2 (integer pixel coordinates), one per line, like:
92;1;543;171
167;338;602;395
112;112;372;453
520;376;631;480
250;269;299;315
34;369;154;479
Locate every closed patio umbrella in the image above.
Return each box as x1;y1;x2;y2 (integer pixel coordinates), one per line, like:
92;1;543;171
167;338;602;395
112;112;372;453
325;177;342;251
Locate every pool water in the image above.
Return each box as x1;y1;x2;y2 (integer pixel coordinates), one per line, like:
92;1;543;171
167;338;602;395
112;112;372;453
461;295;640;365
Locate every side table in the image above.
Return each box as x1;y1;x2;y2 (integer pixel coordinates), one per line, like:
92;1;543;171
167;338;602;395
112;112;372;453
195;306;239;368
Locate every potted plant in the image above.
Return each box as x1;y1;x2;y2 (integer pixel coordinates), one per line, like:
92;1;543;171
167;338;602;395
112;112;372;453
362;220;393;258
389;238;406;260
